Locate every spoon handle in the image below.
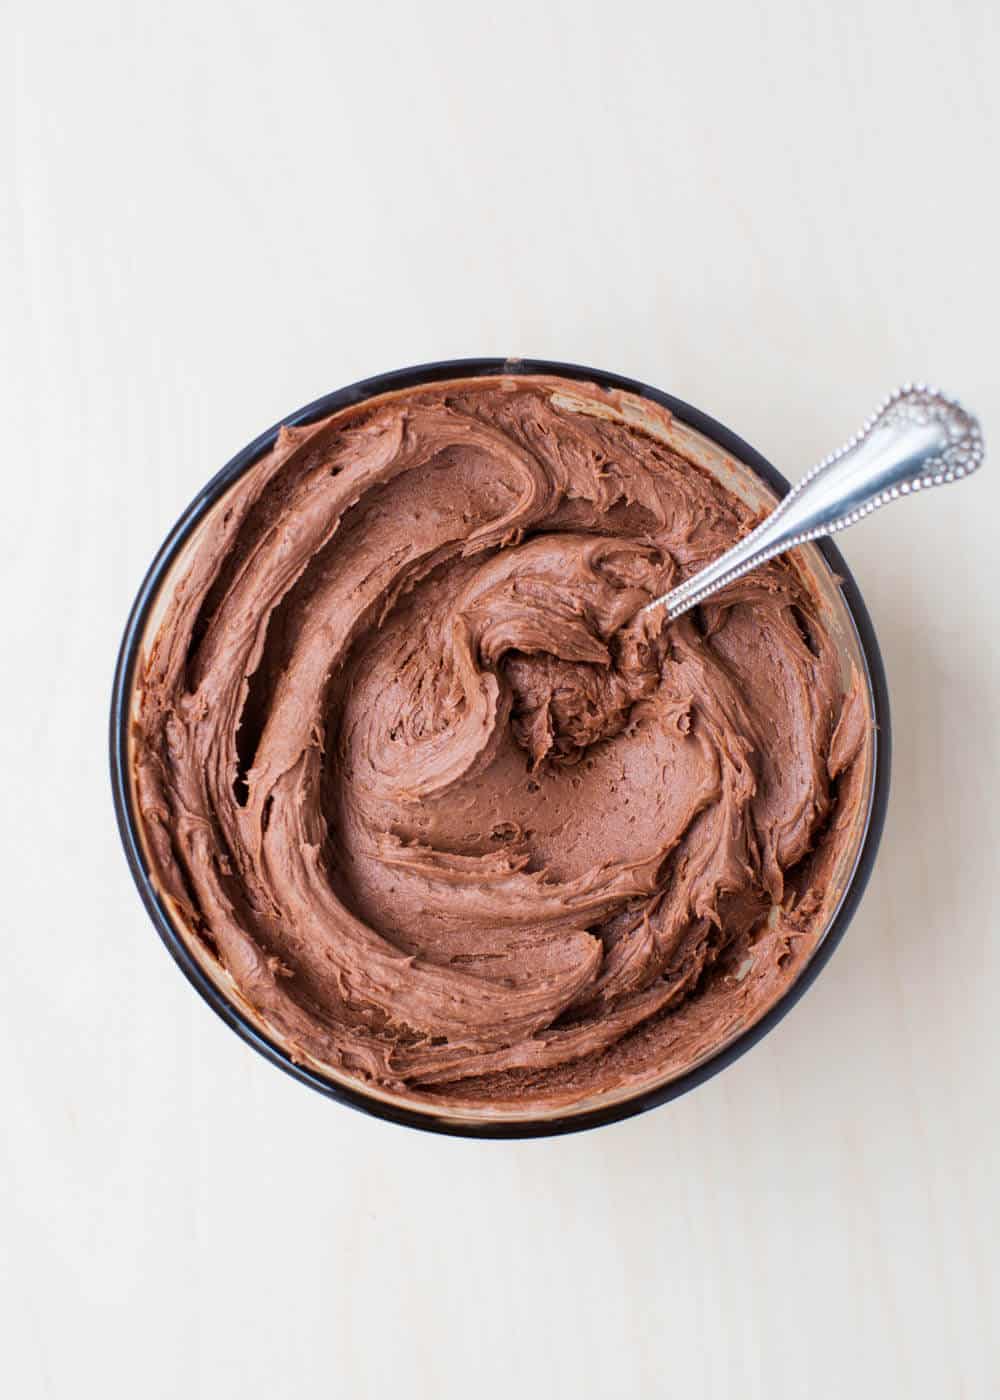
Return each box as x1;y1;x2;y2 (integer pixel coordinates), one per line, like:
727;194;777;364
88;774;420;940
642;384;984;622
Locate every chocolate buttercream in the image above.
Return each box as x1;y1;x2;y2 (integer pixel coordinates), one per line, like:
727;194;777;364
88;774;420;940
132;377;871;1115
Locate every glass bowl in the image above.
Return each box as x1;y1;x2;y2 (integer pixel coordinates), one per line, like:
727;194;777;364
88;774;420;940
110;358;890;1138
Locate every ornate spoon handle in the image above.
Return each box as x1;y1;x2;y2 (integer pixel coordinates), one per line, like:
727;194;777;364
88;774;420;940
641;384;984;621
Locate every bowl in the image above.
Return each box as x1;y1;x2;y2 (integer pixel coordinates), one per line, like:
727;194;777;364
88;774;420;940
110;358;890;1138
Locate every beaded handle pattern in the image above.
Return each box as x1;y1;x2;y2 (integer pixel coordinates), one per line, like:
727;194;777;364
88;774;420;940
642;384;984;621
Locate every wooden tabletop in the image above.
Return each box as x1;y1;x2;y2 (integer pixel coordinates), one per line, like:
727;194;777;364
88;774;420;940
6;1;998;1396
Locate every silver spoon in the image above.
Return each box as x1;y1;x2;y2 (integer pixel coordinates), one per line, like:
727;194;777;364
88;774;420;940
639;384;984;622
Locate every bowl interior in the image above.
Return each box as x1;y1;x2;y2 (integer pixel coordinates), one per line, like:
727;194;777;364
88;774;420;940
118;367;881;1134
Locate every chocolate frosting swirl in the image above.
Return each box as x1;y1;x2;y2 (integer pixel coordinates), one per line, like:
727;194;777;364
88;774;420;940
133;377;870;1115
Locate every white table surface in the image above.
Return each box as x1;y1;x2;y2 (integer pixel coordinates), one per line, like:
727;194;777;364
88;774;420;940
6;2;999;1395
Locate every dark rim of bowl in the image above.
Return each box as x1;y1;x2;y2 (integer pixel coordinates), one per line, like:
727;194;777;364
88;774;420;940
110;357;891;1139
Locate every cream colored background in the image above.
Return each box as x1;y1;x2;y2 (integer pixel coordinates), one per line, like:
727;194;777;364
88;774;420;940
5;2;998;1396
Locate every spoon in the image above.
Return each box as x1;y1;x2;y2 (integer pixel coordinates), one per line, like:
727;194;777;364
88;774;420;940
639;384;984;623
